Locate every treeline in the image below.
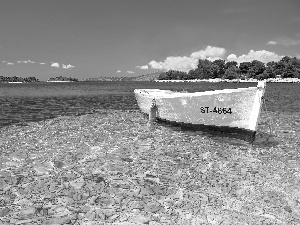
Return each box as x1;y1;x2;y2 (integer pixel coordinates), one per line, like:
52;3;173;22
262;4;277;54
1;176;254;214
158;56;300;80
48;76;78;82
0;76;39;83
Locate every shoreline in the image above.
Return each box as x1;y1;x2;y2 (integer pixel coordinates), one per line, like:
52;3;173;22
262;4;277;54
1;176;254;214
155;78;300;83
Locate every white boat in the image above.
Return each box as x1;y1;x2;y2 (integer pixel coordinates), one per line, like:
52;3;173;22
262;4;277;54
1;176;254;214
134;81;266;142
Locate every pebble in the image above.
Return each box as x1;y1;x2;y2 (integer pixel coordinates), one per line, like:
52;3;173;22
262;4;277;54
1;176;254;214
72;193;82;201
128;200;145;210
145;201;162;213
5;161;19;167
20;207;35;215
128;214;151;224
53;160;65;168
82;192;90;200
284;205;292;213
14;219;34;224
69;176;85;189
33;167;49;175
261;213;276;220
48;216;72;224
0;178;10;190
85;209;96;220
53;206;71;217
0;207;10;217
102;208;115;217
57;196;74;205
149;221;161;225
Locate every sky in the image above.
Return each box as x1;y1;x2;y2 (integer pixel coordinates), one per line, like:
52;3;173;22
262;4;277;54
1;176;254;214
0;0;299;81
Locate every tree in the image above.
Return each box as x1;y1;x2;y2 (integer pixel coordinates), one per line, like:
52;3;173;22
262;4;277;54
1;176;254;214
280;56;292;64
281;64;299;78
263;66;276;79
187;69;198;79
208;64;221;79
225;61;238;69
238;60;265;79
223;66;240;80
158;70;188;80
249;60;265;79
290;57;300;70
212;59;225;77
239;62;252;76
158;72;170;80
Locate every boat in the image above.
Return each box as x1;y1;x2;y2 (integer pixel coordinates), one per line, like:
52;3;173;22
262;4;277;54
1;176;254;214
134;81;266;142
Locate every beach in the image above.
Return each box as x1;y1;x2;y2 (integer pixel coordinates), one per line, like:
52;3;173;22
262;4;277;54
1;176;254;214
1;108;300;224
155;78;300;83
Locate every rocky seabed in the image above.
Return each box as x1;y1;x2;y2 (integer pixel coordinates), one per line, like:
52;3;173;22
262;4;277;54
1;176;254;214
0;110;300;224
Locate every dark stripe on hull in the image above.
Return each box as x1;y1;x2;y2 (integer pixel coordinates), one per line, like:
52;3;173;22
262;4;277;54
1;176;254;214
141;112;256;143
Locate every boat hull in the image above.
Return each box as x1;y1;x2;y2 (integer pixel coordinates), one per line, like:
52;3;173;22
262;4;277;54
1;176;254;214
134;82;266;141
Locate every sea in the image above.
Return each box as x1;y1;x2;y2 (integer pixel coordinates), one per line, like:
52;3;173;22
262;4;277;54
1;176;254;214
0;81;299;128
1;81;300;224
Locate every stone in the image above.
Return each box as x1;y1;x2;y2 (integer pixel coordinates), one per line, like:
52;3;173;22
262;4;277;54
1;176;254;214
14;219;34;224
33;166;49;175
0;207;10;217
284;206;292;213
145;201;162;213
5;161;19;167
53;160;64;168
69;176;85;189
0;178;10;190
20;207;35;215
128;214;151;224
95;195;115;207
149;221;161;225
85;209;97;220
53;206;71;217
57;196;74;205
127;200;145;210
261;214;277;220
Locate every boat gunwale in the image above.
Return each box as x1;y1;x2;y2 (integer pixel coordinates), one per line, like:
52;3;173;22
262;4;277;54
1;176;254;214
134;86;258;98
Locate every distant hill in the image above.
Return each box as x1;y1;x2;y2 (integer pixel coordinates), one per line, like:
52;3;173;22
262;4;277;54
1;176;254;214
82;77;134;81
131;71;161;81
82;71;162;82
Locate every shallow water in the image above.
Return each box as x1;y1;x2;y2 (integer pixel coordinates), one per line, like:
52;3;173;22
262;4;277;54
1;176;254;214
0;109;299;224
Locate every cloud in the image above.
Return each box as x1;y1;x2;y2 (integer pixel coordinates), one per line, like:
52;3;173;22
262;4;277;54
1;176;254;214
116;70;121;73
266;41;278;45
6;62;14;65
62;64;75;69
148;45;226;72
149;57;197;72
16;60;35;64
40;62;46;65
2;61;7;63
51;62;60;68
136;65;149;69
227;50;284;64
190;46;226;60
127;71;135;74
267;37;300;46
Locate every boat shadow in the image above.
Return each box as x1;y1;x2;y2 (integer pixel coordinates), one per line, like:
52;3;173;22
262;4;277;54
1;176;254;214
153;118;280;147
